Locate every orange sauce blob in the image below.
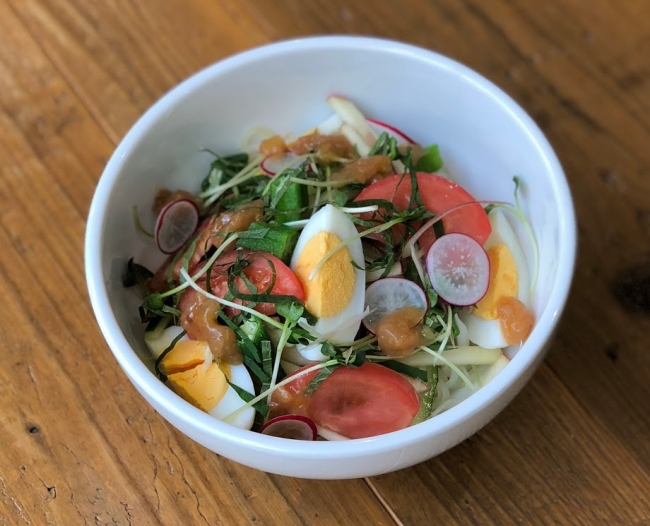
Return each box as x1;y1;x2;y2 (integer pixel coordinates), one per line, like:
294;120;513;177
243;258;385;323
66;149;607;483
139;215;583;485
496;296;534;345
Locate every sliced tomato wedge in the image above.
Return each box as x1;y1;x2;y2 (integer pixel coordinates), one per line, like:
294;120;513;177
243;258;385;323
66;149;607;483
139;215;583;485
178;249;305;318
354;172;491;251
308;362;420;439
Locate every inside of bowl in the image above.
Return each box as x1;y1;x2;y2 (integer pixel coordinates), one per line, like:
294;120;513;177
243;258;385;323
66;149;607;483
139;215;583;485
97;42;569;374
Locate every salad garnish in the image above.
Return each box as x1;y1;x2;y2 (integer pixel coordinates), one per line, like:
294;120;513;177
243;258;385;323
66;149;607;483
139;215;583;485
124;96;538;439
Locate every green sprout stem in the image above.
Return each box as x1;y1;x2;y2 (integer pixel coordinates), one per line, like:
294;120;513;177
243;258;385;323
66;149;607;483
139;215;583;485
336;205;379;214
419;345;476;391
288;177;353;189
200;154;264;199
266;318;294;403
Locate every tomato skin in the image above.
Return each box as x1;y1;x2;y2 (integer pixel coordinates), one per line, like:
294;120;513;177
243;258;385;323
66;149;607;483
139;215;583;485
355;173;491;249
268;365;319;419
178;249;305;319
308;363;420;439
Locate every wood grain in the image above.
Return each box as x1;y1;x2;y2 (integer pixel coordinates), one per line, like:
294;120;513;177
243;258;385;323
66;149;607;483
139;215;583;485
1;0;649;524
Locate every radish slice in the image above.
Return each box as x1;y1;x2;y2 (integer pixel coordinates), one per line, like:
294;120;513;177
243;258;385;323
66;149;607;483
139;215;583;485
363;277;428;333
154;199;199;254
367;118;415;145
260;415;317;441
425;233;489;306
260;154;303;176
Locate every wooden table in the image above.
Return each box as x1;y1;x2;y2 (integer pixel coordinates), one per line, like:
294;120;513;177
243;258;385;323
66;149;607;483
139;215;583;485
1;1;649;524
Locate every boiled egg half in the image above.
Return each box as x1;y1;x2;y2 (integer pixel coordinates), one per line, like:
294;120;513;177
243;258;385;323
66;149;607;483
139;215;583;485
290;204;365;360
145;326;255;429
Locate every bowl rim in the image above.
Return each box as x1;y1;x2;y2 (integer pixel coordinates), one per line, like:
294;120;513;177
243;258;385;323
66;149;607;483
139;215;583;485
85;35;577;460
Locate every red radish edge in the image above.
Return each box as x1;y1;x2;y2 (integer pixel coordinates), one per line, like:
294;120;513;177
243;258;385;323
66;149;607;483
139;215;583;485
260;155;279;176
367;118;416;144
154;199;199;255
260;154;308;176
260;414;317;441
363;277;428;334
425;233;490;306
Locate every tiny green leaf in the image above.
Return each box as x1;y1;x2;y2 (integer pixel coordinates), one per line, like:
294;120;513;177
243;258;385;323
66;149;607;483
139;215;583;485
415;145;443;173
319;341;337;358
276;301;304;323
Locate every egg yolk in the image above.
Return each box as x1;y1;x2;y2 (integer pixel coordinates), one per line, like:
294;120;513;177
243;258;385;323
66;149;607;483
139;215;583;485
473;244;518;320
294;231;355;318
160;340;209;374
160;340;229;412
167;362;228;412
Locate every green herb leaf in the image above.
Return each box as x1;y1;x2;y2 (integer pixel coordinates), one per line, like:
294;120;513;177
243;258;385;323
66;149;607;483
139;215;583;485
331;190;349;207
261;340;273;379
167;247;185;289
237;227;270;240
217;312;262;363
415;145;443;173
180;237;198;277
304;364;339;395
226;379;269;417
368;132;399;158
218;176;269;210
154;330;187;381
433;218;445;239
412;365;438;424
319;341;337;358
275;301;304;323
381;360;428;382
351;350;366;366
288;326;316;345
141;293;179;318
200;151;249;191
123;258;153;288
423;275;438;310
243;356;270;384
406;149;423;210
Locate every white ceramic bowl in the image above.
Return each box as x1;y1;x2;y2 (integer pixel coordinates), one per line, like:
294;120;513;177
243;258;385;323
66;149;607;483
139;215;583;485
85;36;576;479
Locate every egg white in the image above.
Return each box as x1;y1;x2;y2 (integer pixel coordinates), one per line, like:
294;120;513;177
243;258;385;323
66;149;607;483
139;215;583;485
208;362;255;430
459;209;531;349
145;325;186;358
457;314;508;349
484;209;530;308
290;204;366;360
145;326;255;429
